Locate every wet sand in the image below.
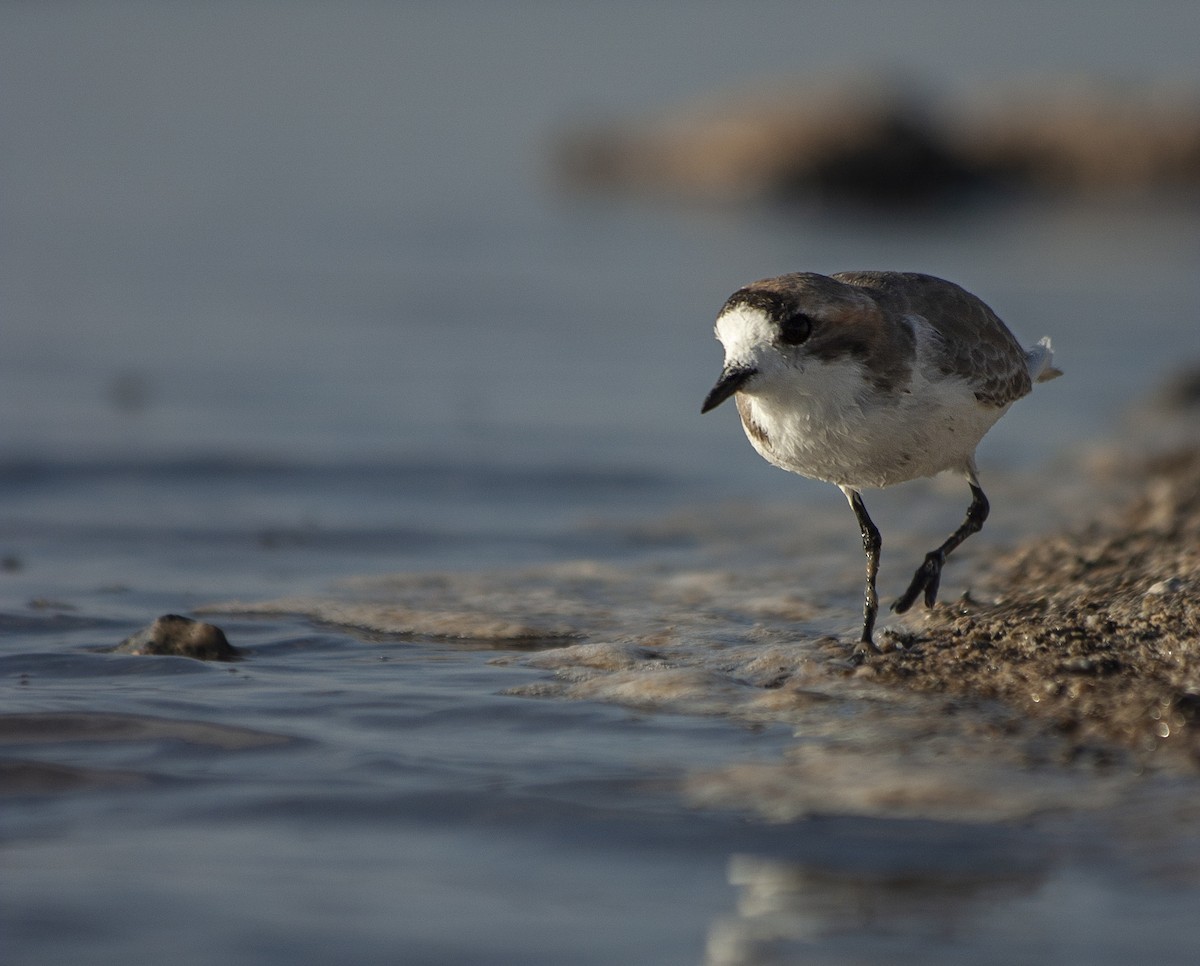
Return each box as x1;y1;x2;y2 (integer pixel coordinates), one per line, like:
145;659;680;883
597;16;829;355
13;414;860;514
876;440;1200;769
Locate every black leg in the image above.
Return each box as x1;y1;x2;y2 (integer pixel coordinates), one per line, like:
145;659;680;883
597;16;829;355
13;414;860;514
844;488;882;653
893;481;989;614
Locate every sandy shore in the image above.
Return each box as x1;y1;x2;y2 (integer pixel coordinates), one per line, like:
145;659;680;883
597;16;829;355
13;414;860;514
875;430;1200;769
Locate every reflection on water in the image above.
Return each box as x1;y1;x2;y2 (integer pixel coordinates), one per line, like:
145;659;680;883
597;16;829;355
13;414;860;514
707;851;1045;964
707;828;1200;966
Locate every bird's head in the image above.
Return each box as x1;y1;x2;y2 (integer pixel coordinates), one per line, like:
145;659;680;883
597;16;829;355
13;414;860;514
701;273;880;413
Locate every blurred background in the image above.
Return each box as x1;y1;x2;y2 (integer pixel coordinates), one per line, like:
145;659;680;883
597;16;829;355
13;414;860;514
2;0;1199;578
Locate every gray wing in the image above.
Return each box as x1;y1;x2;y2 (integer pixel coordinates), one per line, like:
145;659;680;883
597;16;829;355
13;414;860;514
832;271;1033;406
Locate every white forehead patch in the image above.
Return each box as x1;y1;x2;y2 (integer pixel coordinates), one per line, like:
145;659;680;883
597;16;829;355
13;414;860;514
714;304;775;363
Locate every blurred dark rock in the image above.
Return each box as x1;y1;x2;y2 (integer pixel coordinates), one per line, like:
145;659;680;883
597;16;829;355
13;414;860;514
116;614;239;661
556;82;966;206
554;77;1200;207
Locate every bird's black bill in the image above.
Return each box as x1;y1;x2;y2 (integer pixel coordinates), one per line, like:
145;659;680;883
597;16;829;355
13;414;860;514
701;365;757;413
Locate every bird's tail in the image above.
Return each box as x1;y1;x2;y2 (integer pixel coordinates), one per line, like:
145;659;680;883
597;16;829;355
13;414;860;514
1026;337;1062;383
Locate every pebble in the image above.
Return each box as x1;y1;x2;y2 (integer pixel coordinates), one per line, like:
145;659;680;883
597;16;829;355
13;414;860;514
116;614;239;661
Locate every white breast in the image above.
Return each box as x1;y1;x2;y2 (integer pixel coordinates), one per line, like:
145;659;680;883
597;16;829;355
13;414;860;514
739;354;1007;490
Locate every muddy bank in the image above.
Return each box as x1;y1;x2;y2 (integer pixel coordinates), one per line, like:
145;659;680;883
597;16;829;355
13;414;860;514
878;443;1200;768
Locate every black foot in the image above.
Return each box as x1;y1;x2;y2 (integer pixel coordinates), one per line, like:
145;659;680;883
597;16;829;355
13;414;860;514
892;550;945;613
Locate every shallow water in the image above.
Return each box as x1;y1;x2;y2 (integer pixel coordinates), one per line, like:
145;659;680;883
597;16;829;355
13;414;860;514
5;3;1200;964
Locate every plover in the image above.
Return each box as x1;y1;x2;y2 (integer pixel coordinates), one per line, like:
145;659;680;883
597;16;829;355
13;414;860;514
701;271;1060;654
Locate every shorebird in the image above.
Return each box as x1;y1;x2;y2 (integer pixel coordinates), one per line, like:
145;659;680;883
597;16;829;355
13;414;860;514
701;271;1060;654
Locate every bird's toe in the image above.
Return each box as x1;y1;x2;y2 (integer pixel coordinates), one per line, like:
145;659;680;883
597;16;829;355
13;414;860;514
894;551;945;613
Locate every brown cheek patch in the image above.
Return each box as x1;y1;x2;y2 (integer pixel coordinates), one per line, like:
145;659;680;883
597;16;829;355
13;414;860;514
736;395;771;447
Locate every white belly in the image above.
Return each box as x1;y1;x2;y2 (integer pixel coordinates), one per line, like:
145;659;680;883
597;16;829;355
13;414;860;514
738;359;1006;489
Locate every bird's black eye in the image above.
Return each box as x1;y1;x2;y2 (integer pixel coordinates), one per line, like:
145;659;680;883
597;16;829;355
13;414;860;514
778;312;812;346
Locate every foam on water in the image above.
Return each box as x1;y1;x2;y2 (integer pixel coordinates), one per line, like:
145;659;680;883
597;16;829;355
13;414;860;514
200;488;1138;828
